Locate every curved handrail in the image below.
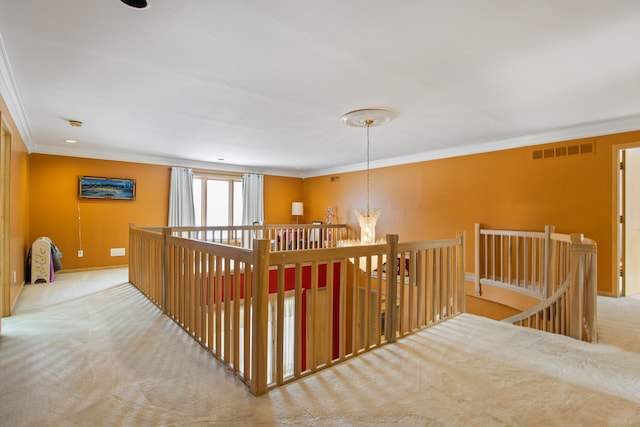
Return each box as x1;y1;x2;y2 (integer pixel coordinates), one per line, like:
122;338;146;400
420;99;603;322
475;224;597;343
503;278;571;334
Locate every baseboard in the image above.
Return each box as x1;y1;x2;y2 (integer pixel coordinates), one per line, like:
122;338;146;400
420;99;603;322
56;265;128;274
597;290;615;297
10;281;26;314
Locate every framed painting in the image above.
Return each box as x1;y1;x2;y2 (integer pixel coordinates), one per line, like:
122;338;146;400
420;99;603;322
78;176;136;200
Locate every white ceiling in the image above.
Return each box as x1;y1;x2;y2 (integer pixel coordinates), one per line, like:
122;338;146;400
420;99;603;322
2;1;640;177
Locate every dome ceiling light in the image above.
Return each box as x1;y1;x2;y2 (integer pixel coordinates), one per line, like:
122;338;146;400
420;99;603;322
121;0;149;9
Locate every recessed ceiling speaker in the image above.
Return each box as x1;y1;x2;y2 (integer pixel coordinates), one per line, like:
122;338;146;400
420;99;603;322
121;0;149;9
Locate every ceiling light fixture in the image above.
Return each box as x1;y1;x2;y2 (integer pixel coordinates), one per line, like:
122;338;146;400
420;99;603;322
121;0;149;9
65;139;77;144
68;120;83;127
341;108;393;245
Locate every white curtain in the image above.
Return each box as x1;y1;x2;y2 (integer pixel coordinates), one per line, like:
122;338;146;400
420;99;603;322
168;166;196;226
242;173;264;225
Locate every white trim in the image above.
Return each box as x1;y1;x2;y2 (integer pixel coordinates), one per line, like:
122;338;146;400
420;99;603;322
302;114;640;178
34;108;640;177
33;143;303;177
0;32;32;151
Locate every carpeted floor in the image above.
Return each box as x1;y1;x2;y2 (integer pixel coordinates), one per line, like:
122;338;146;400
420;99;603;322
1;269;639;426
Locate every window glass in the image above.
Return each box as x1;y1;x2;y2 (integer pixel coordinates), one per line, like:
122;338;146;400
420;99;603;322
193;174;243;227
193;179;202;226
233;180;243;225
206;179;229;226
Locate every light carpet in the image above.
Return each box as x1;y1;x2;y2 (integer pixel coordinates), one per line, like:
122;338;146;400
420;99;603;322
1;271;639;426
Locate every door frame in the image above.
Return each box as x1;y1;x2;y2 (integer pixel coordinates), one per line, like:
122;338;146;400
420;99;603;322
613;141;640;297
1;115;10;319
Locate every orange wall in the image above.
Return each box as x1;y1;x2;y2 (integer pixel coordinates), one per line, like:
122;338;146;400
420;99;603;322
13;121;640;300
28;156;303;271
264;175;303;224
29;155;170;270
304;131;640;296
1;94;30;312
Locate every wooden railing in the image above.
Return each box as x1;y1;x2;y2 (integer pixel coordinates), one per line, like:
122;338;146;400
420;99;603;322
166;223;347;251
475;224;597;342
129;227;163;306
129;224;465;395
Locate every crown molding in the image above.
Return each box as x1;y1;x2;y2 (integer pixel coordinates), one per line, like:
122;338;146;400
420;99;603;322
0;32;32;150
33;143;304;178
302;114;640;178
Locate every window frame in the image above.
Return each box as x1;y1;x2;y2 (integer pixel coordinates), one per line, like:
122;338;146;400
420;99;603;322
193;171;243;227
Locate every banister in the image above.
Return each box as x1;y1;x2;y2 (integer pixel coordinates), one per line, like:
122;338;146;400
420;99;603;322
474;223;481;296
129;224;466;395
476;224;597;343
250;239;270;396
386;234;399;343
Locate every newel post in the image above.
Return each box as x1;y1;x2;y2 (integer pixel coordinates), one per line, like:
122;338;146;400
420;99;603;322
543;225;554;298
250;239;270;395
474;223;481;296
162;227;171;315
585;241;598;343
385;234;399;343
568;233;585;340
457;230;466;313
569;234;598;343
128;223;135;285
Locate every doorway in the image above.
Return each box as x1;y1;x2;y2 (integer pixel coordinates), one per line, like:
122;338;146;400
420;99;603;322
617;145;640;297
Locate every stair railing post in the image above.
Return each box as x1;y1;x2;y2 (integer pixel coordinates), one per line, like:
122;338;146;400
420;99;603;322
457;230;466;314
474;223;481;296
586;243;598;343
543;225;554;298
569;233;585;340
162;227;171;315
250;238;270;395
386;234;399;343
570;235;598;343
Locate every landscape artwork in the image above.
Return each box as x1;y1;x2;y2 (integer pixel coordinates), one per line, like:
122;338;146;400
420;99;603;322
78;176;136;200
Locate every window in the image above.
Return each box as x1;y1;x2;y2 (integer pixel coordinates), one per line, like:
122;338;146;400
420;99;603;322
193;174;243;226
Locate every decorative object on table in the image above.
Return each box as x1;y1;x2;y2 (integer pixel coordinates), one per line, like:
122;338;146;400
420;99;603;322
325;206;334;224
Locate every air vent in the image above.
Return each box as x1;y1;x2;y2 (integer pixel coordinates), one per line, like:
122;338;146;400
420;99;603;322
533;141;595;160
580;143;594;154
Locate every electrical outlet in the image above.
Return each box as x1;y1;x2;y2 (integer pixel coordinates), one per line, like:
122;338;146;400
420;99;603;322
13;271;16;284
78;250;84;257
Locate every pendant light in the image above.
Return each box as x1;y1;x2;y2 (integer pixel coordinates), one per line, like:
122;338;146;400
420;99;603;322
341;108;393;244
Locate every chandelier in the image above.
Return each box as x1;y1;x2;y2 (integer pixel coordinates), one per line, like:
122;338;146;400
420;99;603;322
341;108;393;245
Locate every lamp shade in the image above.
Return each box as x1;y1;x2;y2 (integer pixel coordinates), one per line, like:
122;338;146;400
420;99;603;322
291;202;304;216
